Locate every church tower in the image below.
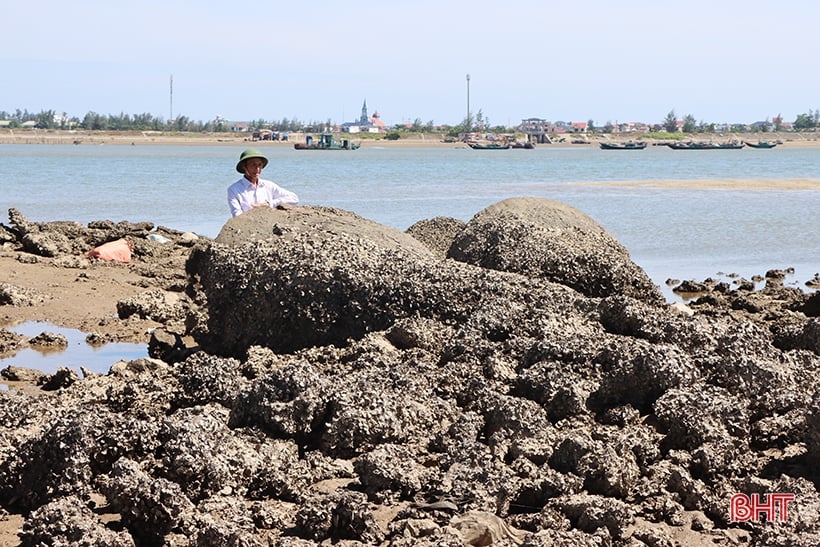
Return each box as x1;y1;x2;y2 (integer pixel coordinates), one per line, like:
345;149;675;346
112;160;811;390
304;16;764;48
359;99;369;125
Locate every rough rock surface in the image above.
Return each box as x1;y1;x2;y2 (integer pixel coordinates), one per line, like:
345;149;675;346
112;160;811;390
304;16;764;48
448;198;665;304
1;202;819;546
406;216;466;258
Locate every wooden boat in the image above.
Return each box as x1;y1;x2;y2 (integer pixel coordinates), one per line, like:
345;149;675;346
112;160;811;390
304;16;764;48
599;141;647;150
510;141;536;149
667;141;744;150
743;141;779;149
467;142;511;150
294;133;360;150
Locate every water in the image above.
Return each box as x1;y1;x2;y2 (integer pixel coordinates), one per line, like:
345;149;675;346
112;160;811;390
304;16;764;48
0;321;148;381
1;142;819;289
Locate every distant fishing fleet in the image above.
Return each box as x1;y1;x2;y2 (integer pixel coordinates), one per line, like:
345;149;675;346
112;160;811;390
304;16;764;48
598;139;781;151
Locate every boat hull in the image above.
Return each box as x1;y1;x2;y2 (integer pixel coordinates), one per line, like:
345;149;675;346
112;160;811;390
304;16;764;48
667;142;744;150
467;142;511;150
599;142;647;150
743;141;778;149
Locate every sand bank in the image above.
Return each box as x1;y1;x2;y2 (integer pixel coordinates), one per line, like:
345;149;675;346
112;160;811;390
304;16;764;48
2;129;820;148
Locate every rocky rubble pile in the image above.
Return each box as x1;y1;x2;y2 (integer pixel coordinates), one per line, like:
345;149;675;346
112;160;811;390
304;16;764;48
1;199;819;546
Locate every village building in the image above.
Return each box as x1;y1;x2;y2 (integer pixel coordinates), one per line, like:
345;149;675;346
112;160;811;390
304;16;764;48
341;100;386;134
230;121;251;133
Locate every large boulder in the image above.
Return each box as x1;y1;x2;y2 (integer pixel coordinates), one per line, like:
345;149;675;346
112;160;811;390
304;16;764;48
447;197;664;303
187;205;582;357
406;216;466;258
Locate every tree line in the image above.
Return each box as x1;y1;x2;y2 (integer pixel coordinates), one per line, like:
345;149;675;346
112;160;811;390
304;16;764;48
0;109;335;133
2;107;819;133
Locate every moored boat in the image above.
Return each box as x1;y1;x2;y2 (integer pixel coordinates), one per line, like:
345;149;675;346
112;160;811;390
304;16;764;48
467;142;511;150
667;141;744;150
294;133;360;150
510;141;535;149
743;140;779;149
599;141;647;150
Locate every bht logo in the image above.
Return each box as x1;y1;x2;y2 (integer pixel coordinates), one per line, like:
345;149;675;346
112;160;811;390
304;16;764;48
730;493;795;523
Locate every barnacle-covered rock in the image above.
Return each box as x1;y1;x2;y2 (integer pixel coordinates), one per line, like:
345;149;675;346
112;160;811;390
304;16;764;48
447;197;664;303
19;495;136;547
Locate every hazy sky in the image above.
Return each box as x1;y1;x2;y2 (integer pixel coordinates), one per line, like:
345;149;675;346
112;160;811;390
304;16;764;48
3;0;818;127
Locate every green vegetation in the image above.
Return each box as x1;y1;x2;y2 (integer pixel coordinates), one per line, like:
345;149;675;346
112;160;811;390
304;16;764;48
793;109;820;130
2;106;819;135
639;131;689;141
663;110;679;133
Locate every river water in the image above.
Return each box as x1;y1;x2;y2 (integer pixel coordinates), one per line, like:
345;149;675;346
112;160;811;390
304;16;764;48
2;142;818;288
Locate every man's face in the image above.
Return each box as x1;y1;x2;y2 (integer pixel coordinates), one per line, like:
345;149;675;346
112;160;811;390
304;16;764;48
244;158;265;180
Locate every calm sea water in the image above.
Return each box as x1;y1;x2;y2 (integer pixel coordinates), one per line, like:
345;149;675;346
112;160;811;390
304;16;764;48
2;143;819;293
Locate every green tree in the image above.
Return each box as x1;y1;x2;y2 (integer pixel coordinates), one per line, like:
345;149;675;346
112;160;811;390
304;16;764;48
35;109;56;129
475;109;487;130
81;111;106;130
681;114;697;133
793;111;816;130
663;110;678;132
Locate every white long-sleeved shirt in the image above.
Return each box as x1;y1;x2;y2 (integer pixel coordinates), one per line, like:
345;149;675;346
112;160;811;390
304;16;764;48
227;177;299;217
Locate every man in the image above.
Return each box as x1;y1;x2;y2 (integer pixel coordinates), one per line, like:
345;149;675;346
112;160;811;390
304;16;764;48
227;148;299;217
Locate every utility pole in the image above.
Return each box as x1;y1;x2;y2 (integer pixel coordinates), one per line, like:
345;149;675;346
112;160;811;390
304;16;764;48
466;74;471;131
170;75;174;121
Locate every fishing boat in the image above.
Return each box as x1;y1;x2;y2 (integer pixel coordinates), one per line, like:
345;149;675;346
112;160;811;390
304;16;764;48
510;141;536;149
294;133;360;150
743;140;779;149
599;141;647;150
467;142;511;150
667;141;744;150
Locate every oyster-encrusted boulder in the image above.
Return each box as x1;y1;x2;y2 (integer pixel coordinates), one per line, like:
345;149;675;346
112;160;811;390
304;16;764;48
653;384;750;451
230;359;460;459
98;458;195;544
295;490;384;543
354;443;435;502
807;391;820;461
0;328;25;353
406;216;466;258
116;288;189;323
29;331;68;348
0;408;161;511
0;282;47;306
19;495;136;547
592;340;700;411
447;197;664;303
157;404;307;501
187;205;434;356
187;204;580;357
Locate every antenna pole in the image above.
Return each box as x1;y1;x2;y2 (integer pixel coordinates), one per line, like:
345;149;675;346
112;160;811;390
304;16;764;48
170;75;174;121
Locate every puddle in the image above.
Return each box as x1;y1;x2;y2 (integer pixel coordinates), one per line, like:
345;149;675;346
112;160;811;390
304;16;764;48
1;321;148;386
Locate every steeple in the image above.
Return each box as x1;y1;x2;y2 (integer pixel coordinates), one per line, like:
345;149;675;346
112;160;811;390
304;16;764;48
359;99;369;125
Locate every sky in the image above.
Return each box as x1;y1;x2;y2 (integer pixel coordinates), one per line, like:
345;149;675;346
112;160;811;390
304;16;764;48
3;0;818;128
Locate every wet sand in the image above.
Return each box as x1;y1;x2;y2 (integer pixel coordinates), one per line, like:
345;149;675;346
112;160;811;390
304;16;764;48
2;129;820;149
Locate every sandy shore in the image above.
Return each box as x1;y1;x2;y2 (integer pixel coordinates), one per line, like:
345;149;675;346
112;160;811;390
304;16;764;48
2;129;820;148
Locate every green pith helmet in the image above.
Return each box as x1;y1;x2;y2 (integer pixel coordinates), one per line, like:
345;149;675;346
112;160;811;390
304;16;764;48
236;148;269;173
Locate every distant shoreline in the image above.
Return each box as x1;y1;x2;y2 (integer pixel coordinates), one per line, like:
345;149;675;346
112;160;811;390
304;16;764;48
2;129;820;148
